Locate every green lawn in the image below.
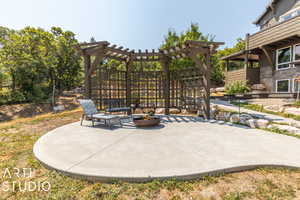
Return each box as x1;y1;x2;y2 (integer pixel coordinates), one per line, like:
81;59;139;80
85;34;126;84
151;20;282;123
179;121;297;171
0;109;300;200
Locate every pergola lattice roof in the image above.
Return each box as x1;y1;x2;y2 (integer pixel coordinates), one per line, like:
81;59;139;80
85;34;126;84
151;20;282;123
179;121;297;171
76;40;224;62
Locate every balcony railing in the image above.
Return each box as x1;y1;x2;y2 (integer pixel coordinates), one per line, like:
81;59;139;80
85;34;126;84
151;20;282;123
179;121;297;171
248;15;300;50
225;67;260;86
225;68;246;86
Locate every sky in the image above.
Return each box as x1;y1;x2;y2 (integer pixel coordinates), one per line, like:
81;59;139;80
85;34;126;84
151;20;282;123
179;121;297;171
0;0;270;50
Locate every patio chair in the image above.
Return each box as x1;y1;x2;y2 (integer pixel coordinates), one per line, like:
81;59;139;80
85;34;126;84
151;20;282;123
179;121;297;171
78;99;122;128
103;99;131;115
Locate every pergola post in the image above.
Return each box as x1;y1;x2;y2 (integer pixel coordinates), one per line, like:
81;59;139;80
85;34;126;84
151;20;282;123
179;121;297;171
202;52;211;120
161;56;170;115
126;57;133;115
189;49;211;120
83;54;92;99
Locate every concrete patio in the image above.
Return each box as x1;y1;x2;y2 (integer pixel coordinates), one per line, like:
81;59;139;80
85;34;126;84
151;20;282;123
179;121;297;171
33;115;300;182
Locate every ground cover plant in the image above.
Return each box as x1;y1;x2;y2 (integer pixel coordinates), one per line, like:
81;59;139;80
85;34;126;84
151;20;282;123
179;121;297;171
0;109;300;199
232;102;300;121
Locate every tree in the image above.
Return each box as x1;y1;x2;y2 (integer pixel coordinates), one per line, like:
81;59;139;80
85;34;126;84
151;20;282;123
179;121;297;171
160;23;224;85
0;26;82;104
213;38;246;84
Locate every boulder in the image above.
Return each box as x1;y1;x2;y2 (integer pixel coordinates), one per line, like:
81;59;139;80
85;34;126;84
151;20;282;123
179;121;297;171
247;119;270;129
210;88;217;93
229;113;253;125
53;105;65;112
239;114;254;125
134;108;143;114
215;111;231;121
181;109;188;114
169;108;181;114
215;87;225;92
229;114;240;123
155;108;165;114
264;105;281;113
284;107;300;116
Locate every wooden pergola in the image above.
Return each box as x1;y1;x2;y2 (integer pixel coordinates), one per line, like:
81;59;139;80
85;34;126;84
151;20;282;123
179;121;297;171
76;40;223;119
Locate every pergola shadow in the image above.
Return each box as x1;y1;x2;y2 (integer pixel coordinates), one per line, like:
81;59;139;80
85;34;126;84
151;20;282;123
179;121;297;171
117;115;252;130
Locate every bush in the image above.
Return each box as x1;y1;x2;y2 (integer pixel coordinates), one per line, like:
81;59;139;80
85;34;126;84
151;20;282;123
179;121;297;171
0;88;10;104
0;88;26;105
10;90;26;103
225;81;250;95
293;101;300;107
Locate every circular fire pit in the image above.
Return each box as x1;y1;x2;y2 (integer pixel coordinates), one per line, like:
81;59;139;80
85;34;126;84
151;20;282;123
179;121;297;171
133;116;160;127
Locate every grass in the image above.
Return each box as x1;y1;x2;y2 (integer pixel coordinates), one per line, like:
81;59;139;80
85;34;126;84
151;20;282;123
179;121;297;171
232;102;300;121
1;109;300;199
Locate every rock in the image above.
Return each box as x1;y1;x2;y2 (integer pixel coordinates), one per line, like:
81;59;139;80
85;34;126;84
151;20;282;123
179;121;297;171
217;121;226;125
290;122;300;129
181;109;188;114
247;119;270;129
267;124;274;129
251;84;266;91
134;108;143;114
210;88;217;93
264;105;281;113
53;105;65;112
229;114;240;123
169;108;181;114
284;107;300;116
155;108;165;114
210;106;218;119
230;113;253;125
239;100;248;104
215;87;225;92
239;114;254;125
215;111;231;121
270;124;300;135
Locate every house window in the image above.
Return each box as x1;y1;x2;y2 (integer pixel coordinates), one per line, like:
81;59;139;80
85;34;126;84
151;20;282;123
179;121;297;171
276;79;290;93
276;47;292;70
294;44;300;61
294;78;300;93
279;8;300;22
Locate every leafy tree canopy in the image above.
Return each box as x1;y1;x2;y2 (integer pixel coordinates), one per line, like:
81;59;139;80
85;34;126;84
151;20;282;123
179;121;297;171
214;38;246;74
0;26;81;103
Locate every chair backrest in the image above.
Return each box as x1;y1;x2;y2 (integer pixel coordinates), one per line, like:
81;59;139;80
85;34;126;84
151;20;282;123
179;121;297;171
78;99;98;115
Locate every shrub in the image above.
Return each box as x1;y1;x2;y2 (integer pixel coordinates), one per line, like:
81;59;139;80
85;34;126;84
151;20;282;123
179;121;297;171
0;88;10;104
10;90;26;103
225;81;250;95
0;88;26;105
293;101;300;107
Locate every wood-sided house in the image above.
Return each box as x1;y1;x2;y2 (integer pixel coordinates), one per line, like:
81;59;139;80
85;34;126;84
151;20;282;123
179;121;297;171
223;0;300;95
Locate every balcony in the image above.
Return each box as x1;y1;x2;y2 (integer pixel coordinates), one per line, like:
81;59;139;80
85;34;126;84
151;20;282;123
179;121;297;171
248;15;300;50
225;67;260;86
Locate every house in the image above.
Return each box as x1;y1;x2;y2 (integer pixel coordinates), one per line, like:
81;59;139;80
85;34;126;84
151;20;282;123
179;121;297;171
223;0;300;95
